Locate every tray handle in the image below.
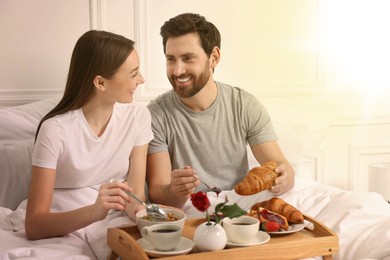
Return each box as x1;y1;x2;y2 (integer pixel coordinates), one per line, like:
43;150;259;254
107;227;149;260
304;214;337;237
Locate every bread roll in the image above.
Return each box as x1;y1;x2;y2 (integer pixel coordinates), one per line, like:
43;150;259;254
234;161;278;195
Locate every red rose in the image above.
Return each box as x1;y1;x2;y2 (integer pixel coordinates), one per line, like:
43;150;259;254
190;191;210;212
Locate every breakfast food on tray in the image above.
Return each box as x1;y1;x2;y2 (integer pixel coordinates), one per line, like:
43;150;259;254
141;212;180;222
234;161;278;195
260;220;281;232
248;206;288;230
251;197;304;224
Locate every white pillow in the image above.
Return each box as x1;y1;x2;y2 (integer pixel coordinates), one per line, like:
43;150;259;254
273;120;307;166
275;115;331;179
0;140;34;210
0;97;59;142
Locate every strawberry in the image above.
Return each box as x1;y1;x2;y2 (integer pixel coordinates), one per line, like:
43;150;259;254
260;221;281;232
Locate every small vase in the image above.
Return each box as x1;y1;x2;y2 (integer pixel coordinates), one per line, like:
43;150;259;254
193;221;227;251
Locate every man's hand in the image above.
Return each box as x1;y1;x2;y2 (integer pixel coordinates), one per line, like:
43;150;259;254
170;166;200;200
270;163;295;195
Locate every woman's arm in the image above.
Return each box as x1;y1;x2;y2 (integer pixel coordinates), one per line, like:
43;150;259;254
25;166;131;240
124;143;149;220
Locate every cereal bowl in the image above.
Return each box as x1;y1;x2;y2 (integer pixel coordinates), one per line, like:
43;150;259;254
135;208;186;231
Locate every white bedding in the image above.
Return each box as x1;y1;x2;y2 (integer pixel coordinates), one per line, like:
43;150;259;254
283;179;390;260
1;177;389;259
0;187;136;260
1;98;390;259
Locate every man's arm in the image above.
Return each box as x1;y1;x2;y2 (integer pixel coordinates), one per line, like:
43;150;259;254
250;141;295;195
146;151;200;208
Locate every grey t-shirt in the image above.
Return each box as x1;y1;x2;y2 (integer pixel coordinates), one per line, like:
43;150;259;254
147;81;277;191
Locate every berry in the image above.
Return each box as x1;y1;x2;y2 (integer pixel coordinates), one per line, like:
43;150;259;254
260;221;281;232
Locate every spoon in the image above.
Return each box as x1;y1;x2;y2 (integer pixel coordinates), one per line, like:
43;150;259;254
109;179;167;220
125;191;168;221
196;177;222;196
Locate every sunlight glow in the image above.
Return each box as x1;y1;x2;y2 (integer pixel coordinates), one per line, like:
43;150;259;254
322;0;390;93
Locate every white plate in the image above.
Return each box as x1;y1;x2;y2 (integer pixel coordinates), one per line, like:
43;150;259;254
136;237;194;258
267;223;306;234
225;231;270;248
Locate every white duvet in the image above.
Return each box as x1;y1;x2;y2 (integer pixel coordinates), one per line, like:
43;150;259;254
1;177;390;260
0;187;136;260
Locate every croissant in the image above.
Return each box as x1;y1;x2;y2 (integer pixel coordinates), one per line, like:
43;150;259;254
234;161;278;196
251;197;304;224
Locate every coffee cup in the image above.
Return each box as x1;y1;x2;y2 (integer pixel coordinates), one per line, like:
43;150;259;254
222;215;260;244
140;223;182;251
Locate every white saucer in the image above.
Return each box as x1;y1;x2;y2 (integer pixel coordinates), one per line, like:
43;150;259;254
136;237;194;258
225;231;270;248
267;223;306;234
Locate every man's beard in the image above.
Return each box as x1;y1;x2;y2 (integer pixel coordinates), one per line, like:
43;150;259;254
168;64;211;99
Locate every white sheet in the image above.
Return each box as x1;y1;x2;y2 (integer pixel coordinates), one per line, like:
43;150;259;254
1;177;389;259
283;178;390;260
0;187;136;260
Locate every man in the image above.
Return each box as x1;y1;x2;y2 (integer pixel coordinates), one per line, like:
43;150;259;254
146;13;294;209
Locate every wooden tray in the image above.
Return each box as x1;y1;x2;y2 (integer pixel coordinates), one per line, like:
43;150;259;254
107;214;338;260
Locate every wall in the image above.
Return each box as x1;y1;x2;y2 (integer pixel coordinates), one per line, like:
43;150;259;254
0;0;135;105
1;0;389;192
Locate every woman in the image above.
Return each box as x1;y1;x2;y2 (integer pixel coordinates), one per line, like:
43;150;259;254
25;30;153;244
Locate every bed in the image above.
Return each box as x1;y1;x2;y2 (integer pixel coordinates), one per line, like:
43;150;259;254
1;98;390;260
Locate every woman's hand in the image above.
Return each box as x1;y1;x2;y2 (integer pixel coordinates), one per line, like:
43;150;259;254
93;180;131;220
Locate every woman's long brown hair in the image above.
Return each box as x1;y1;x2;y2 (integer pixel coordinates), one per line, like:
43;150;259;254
35;30;135;140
